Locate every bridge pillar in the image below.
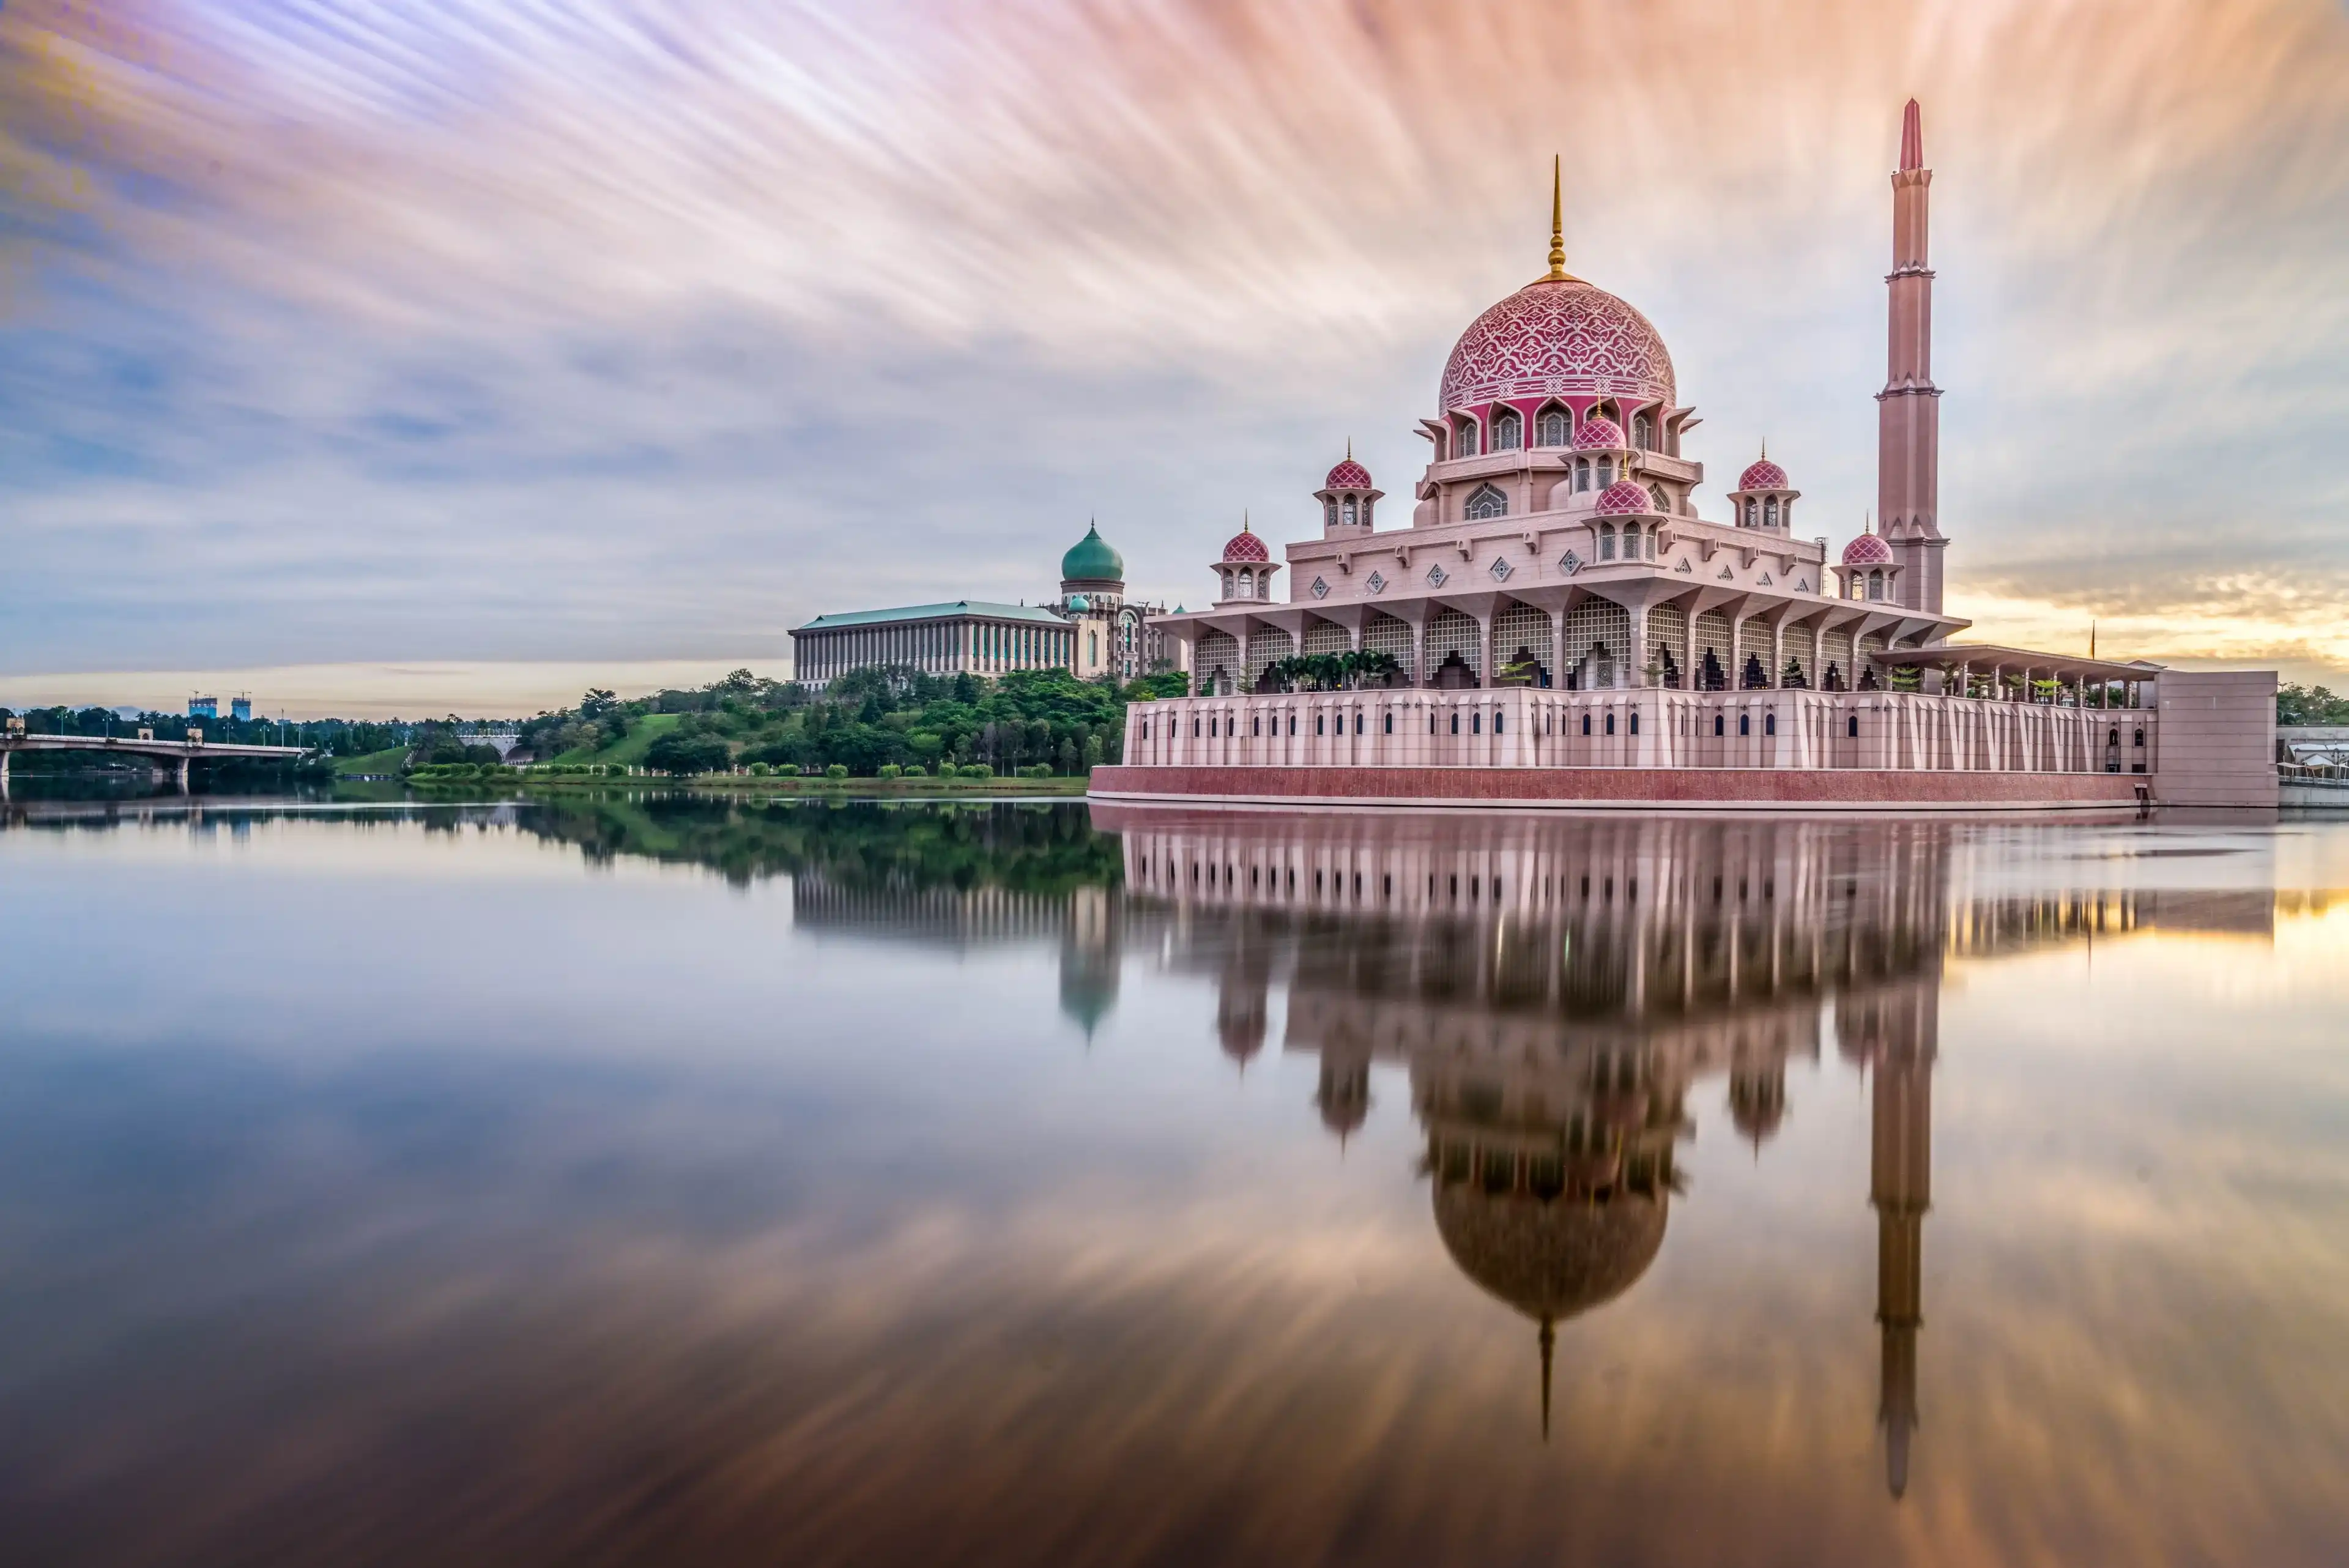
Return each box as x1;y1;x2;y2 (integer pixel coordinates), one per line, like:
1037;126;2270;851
175;756;191;792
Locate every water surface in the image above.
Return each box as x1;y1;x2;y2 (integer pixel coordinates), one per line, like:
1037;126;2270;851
1;796;2344;1566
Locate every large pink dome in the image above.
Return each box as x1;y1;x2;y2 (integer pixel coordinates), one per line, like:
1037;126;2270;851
1842;532;1893;566
1324;456;1373;490
1439;277;1676;414
1739;458;1788;491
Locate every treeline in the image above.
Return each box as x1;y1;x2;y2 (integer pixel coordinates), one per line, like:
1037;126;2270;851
521;665;1186;776
2277;684;2349;726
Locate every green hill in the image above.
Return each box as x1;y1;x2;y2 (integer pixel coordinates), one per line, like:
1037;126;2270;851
331;745;412;777
547;712;681;768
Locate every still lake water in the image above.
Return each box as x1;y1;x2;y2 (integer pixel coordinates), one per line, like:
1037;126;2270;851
2;795;2345;1566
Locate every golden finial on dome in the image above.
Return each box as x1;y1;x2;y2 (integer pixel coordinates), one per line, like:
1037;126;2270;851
1546;156;1570;280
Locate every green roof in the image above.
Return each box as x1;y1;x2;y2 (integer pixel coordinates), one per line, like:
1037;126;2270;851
793;600;1069;632
1060;523;1124;583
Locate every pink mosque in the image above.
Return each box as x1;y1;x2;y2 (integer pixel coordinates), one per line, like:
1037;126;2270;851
1096;103;2276;811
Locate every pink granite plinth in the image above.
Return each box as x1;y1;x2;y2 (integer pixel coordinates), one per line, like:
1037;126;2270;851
1087;766;2148;812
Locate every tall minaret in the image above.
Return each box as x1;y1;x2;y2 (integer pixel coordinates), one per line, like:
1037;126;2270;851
1877;98;1946;615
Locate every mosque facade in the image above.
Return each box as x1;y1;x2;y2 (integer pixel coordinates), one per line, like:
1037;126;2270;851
1096;102;2276;810
790;523;1172;688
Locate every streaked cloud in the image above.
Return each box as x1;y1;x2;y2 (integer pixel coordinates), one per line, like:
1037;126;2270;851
2;0;2346;709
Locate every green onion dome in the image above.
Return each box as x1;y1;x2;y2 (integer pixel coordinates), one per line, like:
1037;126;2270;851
1060;522;1124;583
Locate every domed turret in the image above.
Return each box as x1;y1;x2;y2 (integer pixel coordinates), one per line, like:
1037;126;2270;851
1728;444;1801;533
1838;519;1901;603
1316;442;1382;539
1212;516;1278;604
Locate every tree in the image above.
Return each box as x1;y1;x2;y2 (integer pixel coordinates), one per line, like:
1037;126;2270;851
580;688;621;721
645;731;732;775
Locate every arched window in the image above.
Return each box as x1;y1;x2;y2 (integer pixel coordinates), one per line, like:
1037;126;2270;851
1341;499;1357;526
1744;498;1758;527
1493;408;1523;450
1598;523;1617;560
1597;458;1615;488
1648;483;1668;513
1575;459;1592;492
1645;525;1659;560
1238;568;1253;597
1324;499;1338;527
1360;498;1375;526
1088;631;1099;664
1633;412;1654;450
1465;484;1508;520
1537;407;1568;447
1454;418;1479;457
1867;568;1884;601
1764;496;1780;527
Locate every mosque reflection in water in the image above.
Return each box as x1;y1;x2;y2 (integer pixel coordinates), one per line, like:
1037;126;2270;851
789;803;2272;1504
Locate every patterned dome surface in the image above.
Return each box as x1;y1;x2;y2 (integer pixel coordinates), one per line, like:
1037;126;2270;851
1060;523;1124;582
1220;528;1270;563
1595;479;1653;516
1842;532;1893;566
1434;1186;1667;1323
1739;458;1788;491
1324;457;1374;490
1440;277;1676;414
1572;417;1624;450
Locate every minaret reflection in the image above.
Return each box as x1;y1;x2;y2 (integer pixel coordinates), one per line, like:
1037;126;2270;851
1838;978;1936;1499
1104;806;1954;1474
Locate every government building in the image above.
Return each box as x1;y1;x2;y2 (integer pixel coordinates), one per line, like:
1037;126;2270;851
790;524;1171;688
1096;103;2276;811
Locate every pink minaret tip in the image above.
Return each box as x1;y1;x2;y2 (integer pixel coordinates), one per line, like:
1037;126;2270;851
1899;98;1924;171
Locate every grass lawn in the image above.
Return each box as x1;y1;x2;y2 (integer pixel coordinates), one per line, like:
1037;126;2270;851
546;712;681;767
330;745;412;776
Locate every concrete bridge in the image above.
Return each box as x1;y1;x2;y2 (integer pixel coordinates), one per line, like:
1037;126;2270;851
0;732;308;794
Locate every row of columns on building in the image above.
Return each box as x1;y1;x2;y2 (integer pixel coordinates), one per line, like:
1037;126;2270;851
801;620;1074;682
1190;602;1883;696
1187;605;2151;710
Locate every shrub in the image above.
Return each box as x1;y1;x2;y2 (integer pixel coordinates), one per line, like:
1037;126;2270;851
877;764;902;780
960;764;992;779
748;761;771;777
825;763;850;780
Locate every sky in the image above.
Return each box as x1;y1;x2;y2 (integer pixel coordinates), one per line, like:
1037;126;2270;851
2;0;2345;717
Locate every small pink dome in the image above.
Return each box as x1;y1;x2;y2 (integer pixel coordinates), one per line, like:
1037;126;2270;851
1595;479;1652;516
1739;458;1788;491
1573;417;1625;450
1841;532;1893;567
1324;457;1373;490
1221;527;1270;563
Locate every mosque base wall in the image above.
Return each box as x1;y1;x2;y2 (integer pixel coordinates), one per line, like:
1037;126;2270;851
1089;765;2147;813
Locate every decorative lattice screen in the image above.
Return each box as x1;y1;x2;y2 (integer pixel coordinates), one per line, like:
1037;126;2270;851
1647;604;1688;685
1560;600;1632;688
1492;603;1552;683
1244;627;1294;691
1426;608;1482;678
1195;631;1238;696
1360;613;1414;683
1302;620;1349;656
1739;619;1775;687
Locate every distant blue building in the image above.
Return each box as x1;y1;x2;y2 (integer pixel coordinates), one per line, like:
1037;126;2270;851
188;694;218;719
231;695;252;722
